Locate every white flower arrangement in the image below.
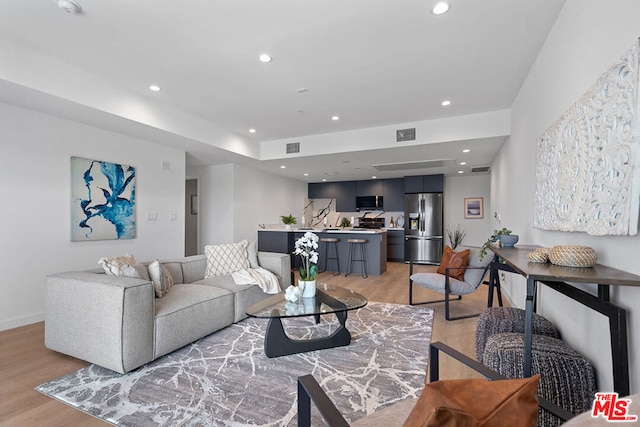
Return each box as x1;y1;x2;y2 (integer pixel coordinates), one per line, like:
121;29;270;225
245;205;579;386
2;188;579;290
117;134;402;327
293;231;319;281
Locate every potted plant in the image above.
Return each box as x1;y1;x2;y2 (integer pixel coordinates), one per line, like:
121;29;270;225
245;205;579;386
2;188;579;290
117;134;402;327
293;232;319;297
339;217;351;228
480;227;514;261
281;214;297;230
446;225;467;249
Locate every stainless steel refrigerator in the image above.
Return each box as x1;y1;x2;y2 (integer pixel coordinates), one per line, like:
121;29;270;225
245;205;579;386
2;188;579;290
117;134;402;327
404;193;443;264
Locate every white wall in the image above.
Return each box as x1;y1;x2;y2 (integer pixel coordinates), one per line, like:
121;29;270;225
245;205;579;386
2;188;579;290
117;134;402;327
233;164;307;242
189;164;235;248
492;0;640;392
261;110;510;159
0;102;185;331
444;174;492;247
187;163;307;251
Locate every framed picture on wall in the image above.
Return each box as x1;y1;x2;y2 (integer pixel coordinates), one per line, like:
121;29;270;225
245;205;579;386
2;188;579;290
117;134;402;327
464;197;483;219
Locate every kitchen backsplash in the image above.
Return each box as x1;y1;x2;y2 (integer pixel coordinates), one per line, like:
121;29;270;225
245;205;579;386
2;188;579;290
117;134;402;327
303;198;403;229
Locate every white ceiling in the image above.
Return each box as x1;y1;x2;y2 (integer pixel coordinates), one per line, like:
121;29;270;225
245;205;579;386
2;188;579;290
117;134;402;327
0;0;565;182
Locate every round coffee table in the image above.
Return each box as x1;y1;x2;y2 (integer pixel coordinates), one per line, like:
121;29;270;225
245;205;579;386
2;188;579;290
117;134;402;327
246;284;368;358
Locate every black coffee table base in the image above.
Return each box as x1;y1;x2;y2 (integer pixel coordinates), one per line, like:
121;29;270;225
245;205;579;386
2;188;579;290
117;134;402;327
264;310;351;358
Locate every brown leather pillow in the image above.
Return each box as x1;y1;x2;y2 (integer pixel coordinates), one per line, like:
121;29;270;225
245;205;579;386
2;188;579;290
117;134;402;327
436;246;454;275
436;246;470;281
403;375;540;427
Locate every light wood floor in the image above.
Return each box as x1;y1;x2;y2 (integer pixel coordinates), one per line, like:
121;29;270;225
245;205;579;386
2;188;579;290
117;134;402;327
0;262;498;426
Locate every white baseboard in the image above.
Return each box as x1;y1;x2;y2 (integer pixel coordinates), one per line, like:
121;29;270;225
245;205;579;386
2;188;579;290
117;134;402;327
0;312;44;331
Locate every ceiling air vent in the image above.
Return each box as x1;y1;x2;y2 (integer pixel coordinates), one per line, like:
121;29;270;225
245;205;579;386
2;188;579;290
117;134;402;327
373;159;454;171
396;128;416;142
471;166;491;173
286;142;300;154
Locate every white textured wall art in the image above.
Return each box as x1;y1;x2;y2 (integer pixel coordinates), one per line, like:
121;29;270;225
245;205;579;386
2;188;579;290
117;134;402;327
534;39;640;236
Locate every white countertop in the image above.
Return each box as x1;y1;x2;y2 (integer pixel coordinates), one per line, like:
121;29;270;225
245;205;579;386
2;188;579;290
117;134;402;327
258;228;388;234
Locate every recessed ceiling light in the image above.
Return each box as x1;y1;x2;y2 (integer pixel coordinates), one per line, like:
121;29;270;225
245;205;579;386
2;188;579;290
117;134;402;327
431;2;450;15
331;116;340;121
296;88;308;94
57;0;81;14
322;178;327;182
441;100;451;106
249;129;256;133
463;149;470;153
258;54;273;63
149;85;161;92
304;173;309;176
372;176;377;179
458;170;464;174
280;165;286;169
460;162;467;165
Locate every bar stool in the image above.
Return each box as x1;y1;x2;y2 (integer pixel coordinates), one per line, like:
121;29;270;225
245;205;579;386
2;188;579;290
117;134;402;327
319;237;340;276
345;239;367;278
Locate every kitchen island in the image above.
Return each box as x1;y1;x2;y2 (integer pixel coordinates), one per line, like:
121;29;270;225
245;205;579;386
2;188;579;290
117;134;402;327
258;229;387;276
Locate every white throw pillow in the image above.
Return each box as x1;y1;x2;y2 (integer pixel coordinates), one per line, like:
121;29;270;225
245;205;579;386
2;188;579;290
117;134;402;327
204;240;250;277
148;260;174;298
98;254;150;281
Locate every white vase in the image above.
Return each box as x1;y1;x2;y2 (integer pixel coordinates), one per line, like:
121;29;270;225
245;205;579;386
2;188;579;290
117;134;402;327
298;280;316;298
284;224;292;230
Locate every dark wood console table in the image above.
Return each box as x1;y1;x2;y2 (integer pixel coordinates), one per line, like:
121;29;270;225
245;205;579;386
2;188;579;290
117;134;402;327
490;245;640;396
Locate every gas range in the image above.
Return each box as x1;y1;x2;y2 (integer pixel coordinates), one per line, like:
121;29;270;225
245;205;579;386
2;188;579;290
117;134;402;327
355;217;385;229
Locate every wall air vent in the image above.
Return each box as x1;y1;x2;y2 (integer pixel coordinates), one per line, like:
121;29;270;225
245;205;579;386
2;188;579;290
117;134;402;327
286;142;300;154
471;166;491;173
373;159;454;171
396;128;416;142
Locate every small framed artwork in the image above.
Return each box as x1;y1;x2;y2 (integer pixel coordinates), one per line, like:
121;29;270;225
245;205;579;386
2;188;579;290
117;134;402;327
191;195;198;215
464;197;484;219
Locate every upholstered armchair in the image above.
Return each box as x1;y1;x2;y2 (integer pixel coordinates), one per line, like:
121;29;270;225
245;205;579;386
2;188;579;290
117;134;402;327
409;245;502;320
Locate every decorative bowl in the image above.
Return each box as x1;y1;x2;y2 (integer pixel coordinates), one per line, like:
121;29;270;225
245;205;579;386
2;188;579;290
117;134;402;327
499;234;519;247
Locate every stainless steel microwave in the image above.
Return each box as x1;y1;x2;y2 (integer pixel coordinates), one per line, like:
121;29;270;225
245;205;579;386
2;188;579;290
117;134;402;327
356;196;383;211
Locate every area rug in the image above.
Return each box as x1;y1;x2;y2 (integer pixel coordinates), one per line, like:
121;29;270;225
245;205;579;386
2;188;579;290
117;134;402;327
36;302;433;426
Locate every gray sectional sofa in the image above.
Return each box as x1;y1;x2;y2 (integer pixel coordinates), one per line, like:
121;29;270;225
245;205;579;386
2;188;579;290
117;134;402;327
45;252;291;374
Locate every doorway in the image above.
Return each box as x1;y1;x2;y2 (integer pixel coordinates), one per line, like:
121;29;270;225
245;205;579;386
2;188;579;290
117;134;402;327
185;178;199;256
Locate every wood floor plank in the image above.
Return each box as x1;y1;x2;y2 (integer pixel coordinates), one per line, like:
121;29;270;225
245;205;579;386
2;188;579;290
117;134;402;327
0;261;498;425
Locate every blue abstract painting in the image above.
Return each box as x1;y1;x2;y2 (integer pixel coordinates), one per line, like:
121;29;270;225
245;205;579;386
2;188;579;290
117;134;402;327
71;157;136;241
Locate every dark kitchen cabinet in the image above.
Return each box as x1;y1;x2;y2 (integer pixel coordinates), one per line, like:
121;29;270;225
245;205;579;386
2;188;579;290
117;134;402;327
387;229;405;262
308;182;336;199
404;176;423;194
258;231;304;269
335;181;356;212
383;178;404;211
257;230;294;253
404;174;444;193
356;179;384;196
423;174;444;192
